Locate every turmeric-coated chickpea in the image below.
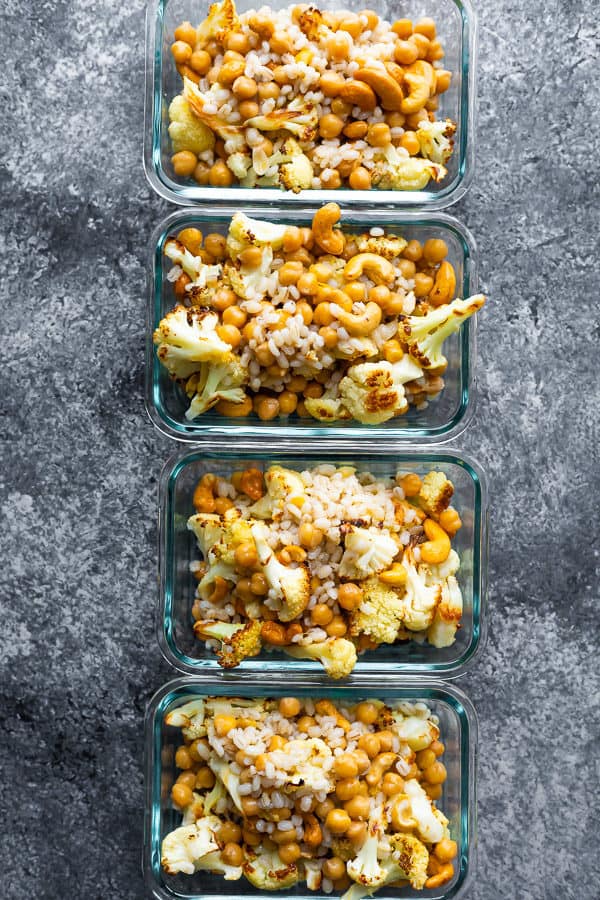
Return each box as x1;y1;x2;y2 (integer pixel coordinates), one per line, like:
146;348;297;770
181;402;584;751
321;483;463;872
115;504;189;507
338;13;363;38
218;57;245;84
335;777;362;801
355;701;379;725
326;614;347;637
382;772;405;795
256;397;280;421
287;375;308;393
177;227;203;255
434;838;458;862
311;603;334;626
242;827;261;846
362;9;379;29
221;843;244;866
304;382;324;400
216;395;252;417
326;808;352;834
312;303;333;327
175;745;193;769
257;81;280;101
405;108;429;129
425;782;443;800
232;76;258;99
315;798;335;819
212;287;236;311
250;572;268;595
226;31;250;53
222;306;247;328
402;239;423;262
281;227;303;253
279;841;302;864
331;97;353;117
416;748;437;770
319;71;345;96
435;69;452;94
196;765;216;788
392;18;413;38
349;167;371;190
174;272;191;298
334;754;360;778
298;522;324;548
327;32;352;60
171;40;193;63
321;169;342;190
218;821;242;844
206;65;220;84
172;150;197;177
343;120;368;140
367;123;391;147
319;113;345;139
347;821;368;847
430;739;445;756
394;38;419;64
413;272;434;297
171;782;193;808
238;99;259;119
270;30;293;54
174;21;197;45
193;161;211;184
239;246;263;268
376;731;395;751
368;284;391;308
217;323;242;347
214;496;234;515
241;797;260;816
415;17;436;40
209;160;234;186
278;261;304;285
279;697;301;717
400;130;421;156
424;761;447;784
383;339;404;363
234;540;258;569
344;793;370;820
338;582;363;611
318;326;338;348
323;857;347;880
423;238;449;263
297;271;318;296
298;715;316;733
278;391;298;415
214;714;237;736
410;32;430;59
358;733;381;759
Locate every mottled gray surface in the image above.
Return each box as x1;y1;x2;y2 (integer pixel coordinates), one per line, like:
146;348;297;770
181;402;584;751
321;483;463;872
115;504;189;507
1;0;599;898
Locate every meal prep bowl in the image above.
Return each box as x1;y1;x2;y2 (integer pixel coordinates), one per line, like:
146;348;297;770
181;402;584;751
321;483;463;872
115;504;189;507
144;674;477;900
146;207;479;444
157;447;487;677
144;0;476;209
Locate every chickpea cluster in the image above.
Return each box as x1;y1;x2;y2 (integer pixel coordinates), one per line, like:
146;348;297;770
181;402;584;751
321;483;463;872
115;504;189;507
168;4;453;191
167;211;458;421
189;465;463;661
166;696;458;891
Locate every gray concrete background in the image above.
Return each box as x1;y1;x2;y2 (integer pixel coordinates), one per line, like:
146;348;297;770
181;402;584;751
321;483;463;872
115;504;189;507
1;1;599;898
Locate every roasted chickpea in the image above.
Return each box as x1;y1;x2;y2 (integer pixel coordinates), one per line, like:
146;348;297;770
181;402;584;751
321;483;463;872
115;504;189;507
239;246;263;268
232;75;258;100
214;714;236;736
171;40;193;63
358;734;381;759
323;857;346;880
415;16;436;39
367;123;391;147
424;761;447;784
400;130;421;155
435;838;458;862
258;81;280;100
349;167;371;190
175;745;193;769
338;582;363;611
335;777;362;801
435;69;452;94
331;97;353;117
344;793;370;820
321;169;342;190
298;715;316;733
171;150;197;177
217;821;242;844
425;782;443;800
226;31;250;53
217;323;241;347
382;772;405;796
209;160;234;186
279;841;301;864
326;615;347;637
423;238;449;263
343;120;369;140
193;161;211;184
326;808;352;834
298;522;324;548
402;239;423;262
392;18;413;38
174;21;197;45
218;57;245;84
347;820;368;847
319;72;345;96
211;287;236;311
328;31;352;60
334;754;360;779
413;272;434;297
171;782;193;808
278;390;298;415
410;32;430;59
394;38;419;64
319;113;345;139
278;261;304;285
369;284;391;307
256;397;280;421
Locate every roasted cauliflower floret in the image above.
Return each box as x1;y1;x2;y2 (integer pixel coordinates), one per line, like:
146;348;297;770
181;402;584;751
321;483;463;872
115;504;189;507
355;232;408;260
226;212;288;258
426;576;463;648
304;396;352;422
389;779;449;844
248;465;306;518
165;698;206;740
350;577;406;645
398;294;486;370
388;832;430;890
185;358;248;420
372;146;447;191
401;547;442;631
279;151;314;193
195;0;241;47
250;522;310;621
244;97;318;142
339;357;423;425
416;118;456;165
339;526;399;579
193;620;263;668
153;307;232;380
161;817;221;876
283;637;357;679
168;94;215;155
243;848;300;891
417;470;454;517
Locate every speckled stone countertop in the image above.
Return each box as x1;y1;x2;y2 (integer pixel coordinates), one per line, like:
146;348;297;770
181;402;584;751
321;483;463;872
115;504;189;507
1;1;599;898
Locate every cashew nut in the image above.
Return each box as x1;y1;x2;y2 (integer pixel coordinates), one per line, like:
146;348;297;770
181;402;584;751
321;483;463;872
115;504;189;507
406;59;437;94
343;252;395;283
379;563;407;586
355;67;404;111
420;518;451;564
384;61;406;86
338;78;377;110
429;260;456;307
425;864;455;889
312;203;345;255
316;286;353;310
365;751;397;787
330;301;382;336
401;60;436;113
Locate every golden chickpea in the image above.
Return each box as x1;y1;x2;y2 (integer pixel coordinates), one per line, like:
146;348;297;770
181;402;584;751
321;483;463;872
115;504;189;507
321;169;342;190
368;284;391;308
226;31;250;53
296;400;309;417
219;57;246;84
214;714;237;736
328;31;352;60
349;167;371;190
279;841;302;864
331;97;353;117
395;259;414;281
217;323;242;347
278;391;298;415
343;120;368;140
344;793;370;820
367;123;391;147
176;227;203;255
209;160;234;186
319;73;345;100
315;797;335;819
242;827;261;847
435;69;452;94
176;769;197;790
347;821;368;847
430;739;445;756
171;150;197;177
354;701;377;725
425;782;443;800
394;38;419;64
338;13;363;37
392;18;413;38
361;9;379;29
326;615;347;637
232;75;257;99
220;842;244;866
334;754;360;779
376;730;395;752
239;246;263;268
311;303;332;327
335;777;362;802
296;271;318;296
248;573;267;596
319;113;345;140
206;64;220;84
381;339;403;363
435;838;458;862
232;540;257;570
217;820;242;844
212;287;236;311
358;734;381;759
323;857;347;880
382;772;405;796
311;603;334;626
257;81;280;101
193;161;211;184
214;496;234;515
303;382;324;400
413;272;434;297
298;715;316;733
287;375;308;393
415;17;436;40
405;108;429;129
400;130;421;155
175;745;193;769
298;522;324;548
174;21;197;45
221;306;246;329
171;782;193;808
171;40;193;63
423;238;449;263
410;32;430;59
256;397;280;421
424;761;447;784
402;239;423;262
416;748;437;770
326;808;352;835
338;582;363;611
278;261;304;285
277;696;301;718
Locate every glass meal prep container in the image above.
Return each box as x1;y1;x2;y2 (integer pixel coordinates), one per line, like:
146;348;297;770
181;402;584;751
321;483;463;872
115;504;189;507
146;207;479;444
144;0;476;209
157;447;487;677
144;675;477;900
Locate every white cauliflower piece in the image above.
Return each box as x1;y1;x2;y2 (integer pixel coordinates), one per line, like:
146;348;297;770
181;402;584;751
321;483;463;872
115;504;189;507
372;145;447;190
339;526;399;579
168;94;215;155
416;118;456;164
153;307;232;380
339;357;423;425
400;547;442;631
250;521;310;621
161;816;220;875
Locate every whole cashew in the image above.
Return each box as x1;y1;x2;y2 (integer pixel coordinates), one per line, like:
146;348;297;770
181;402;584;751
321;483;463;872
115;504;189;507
330;301;382;336
401;60;436;113
425;864;455;889
406;59;437;94
420;518;451;564
312;203;345;255
429;260;456;307
338;78;377;110
343;252;395;283
355;67;404;111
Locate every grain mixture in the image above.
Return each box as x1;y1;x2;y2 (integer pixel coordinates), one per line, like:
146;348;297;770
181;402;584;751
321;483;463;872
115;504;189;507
188;463;465;677
167;0;456;192
161;694;458;895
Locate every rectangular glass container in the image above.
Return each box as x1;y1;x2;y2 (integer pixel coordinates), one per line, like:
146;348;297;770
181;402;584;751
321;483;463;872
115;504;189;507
158;447;487;677
146;207;479;444
144;675;477;900
144;0;476;209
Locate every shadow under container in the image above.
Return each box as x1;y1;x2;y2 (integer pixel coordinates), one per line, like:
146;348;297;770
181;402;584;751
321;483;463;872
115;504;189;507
146;208;479;444
144;0;476;209
144;675;477;900
158;448;487;677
